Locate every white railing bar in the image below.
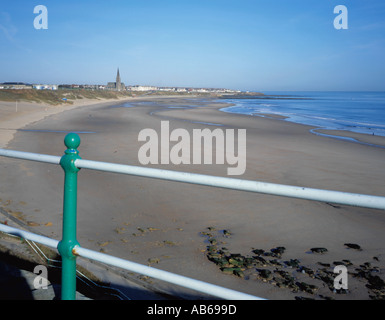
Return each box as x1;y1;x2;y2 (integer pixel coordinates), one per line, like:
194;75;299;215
1;148;384;210
0;223;59;249
0;149;61;165
0;223;263;300
74;158;385;210
72;245;264;300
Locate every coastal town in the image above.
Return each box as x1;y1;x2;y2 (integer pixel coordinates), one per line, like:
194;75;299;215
0;68;241;94
0;82;241;94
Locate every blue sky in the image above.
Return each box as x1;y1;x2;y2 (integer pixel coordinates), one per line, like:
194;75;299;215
0;0;384;91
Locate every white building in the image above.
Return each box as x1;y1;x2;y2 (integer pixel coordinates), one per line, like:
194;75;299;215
33;84;58;90
0;82;33;89
128;85;158;91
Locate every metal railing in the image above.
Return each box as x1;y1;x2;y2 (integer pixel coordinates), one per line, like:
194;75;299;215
1;133;385;300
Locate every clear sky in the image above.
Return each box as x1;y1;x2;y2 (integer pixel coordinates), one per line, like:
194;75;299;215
0;0;384;91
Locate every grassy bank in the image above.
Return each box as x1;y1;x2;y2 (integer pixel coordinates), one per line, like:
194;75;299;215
0;89;264;105
0;89;135;105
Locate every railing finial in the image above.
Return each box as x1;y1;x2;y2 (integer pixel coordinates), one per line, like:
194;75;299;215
64;132;81;152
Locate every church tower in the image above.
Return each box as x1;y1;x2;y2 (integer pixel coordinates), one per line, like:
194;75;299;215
116;68;122;91
106;68;125;91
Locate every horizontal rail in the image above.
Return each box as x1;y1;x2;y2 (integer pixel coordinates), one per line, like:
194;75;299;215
0;223;59;249
0;149;60;165
73;245;263;300
74;158;385;210
1;148;384;210
0;223;262;300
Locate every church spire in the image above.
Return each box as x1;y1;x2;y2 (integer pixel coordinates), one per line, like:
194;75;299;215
116;68;121;91
116;68;121;83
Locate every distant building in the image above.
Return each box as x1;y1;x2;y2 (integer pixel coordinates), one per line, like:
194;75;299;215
106;68;125;91
33;84;58;90
58;84;80;89
126;85;241;93
127;85;158;91
58;84;105;90
0;82;33;89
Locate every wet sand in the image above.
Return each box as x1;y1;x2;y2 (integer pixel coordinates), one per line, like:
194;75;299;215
1;96;385;300
313;128;385;148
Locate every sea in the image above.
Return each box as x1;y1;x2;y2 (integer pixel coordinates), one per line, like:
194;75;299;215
219;91;385;138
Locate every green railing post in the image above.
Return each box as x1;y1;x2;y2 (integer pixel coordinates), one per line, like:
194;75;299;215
58;133;81;300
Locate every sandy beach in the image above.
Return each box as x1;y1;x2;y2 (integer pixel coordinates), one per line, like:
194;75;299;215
0;96;384;300
0;97;135;148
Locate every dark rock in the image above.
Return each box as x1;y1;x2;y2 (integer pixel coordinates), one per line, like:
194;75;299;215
253;256;269;266
317;262;331;267
310;247;328;254
258;269;272;279
270;246;286;257
251;248;265;256
222;230;231;237
344;243;362;250
296;282;318;294
298;266;315;278
284;259;300;268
